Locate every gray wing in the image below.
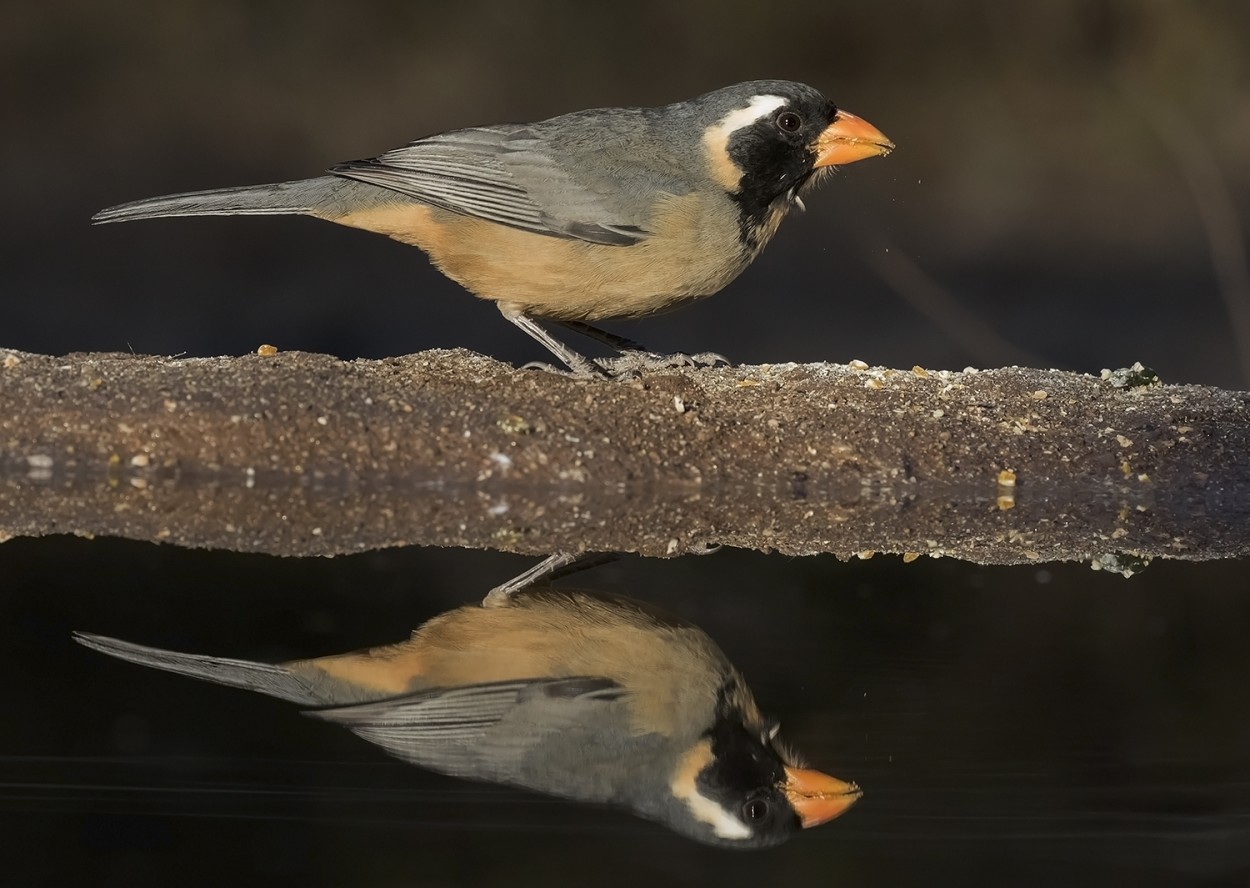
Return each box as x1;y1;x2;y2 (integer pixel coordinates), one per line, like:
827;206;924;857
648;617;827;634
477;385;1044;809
309;677;631;784
331;123;659;246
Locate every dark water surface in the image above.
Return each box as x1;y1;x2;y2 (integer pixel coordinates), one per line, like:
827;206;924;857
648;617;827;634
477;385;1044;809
3;539;1247;886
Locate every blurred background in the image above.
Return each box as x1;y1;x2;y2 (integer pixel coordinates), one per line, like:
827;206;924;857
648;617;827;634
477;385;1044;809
3;1;1249;885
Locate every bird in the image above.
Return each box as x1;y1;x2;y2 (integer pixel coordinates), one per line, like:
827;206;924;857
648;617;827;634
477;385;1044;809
74;585;861;848
92;80;893;375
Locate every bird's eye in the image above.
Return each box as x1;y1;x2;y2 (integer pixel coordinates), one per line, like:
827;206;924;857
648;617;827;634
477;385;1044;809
743;799;770;822
775;111;803;133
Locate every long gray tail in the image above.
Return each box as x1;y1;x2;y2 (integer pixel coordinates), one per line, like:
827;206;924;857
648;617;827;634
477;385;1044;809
73;631;320;705
91;176;343;224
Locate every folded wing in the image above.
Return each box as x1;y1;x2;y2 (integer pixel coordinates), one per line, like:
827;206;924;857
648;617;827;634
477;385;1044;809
332;126;651;246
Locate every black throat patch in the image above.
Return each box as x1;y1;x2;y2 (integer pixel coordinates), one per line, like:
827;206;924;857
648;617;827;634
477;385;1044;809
723;111;829;250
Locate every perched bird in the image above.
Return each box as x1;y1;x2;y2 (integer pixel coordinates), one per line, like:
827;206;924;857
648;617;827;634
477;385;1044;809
74;587;860;847
93;80;893;374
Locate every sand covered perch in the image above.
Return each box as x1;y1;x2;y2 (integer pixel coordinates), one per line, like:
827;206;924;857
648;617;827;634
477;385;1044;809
1;348;1247;567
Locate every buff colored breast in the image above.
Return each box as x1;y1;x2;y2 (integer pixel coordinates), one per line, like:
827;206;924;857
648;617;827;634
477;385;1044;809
294;592;742;739
325;193;756;322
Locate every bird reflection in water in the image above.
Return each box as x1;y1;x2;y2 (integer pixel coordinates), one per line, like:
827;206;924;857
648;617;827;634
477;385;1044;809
75;559;860;847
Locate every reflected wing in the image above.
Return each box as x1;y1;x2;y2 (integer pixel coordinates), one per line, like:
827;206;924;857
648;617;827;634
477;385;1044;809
332;126;649;246
308;677;626;767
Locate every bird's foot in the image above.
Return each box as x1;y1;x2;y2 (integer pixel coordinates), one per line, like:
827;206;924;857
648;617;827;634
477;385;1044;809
602;350;731;375
520;351;729;380
520;358;612;378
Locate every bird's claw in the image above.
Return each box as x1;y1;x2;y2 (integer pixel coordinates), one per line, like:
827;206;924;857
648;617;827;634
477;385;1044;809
522;351;729;380
602;350;731;375
521;359;572;373
520;358;612;378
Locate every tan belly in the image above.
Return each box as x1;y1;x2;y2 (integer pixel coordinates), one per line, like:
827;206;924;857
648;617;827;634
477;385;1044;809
326;193;755;322
296;593;737;738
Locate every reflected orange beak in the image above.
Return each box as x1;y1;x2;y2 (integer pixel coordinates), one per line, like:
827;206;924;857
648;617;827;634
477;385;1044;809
813;110;895;167
782;766;863;828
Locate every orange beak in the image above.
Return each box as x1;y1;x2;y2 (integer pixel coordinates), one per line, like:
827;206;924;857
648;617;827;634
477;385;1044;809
782;766;863;828
813;110;895;167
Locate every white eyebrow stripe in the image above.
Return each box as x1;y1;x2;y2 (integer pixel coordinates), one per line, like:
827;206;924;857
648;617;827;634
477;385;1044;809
709;94;788;137
669;739;752;841
701;95;787;191
683;791;753;841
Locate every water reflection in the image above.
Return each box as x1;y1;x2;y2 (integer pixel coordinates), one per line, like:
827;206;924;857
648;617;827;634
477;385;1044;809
74;579;859;848
6;542;1249;885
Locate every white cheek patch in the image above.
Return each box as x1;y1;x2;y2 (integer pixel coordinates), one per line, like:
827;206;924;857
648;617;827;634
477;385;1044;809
702;94;787;191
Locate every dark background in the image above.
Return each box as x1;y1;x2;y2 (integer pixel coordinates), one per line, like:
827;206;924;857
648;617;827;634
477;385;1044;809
3;1;1249;885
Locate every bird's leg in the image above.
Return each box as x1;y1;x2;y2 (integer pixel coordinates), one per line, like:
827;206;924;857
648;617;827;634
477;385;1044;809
482;551;619;607
498;305;609;377
499;306;727;378
483;553;576;607
559;320;730;373
558;321;649;353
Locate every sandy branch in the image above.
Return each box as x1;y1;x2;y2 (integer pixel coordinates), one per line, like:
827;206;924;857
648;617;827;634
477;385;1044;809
2;348;1247;567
